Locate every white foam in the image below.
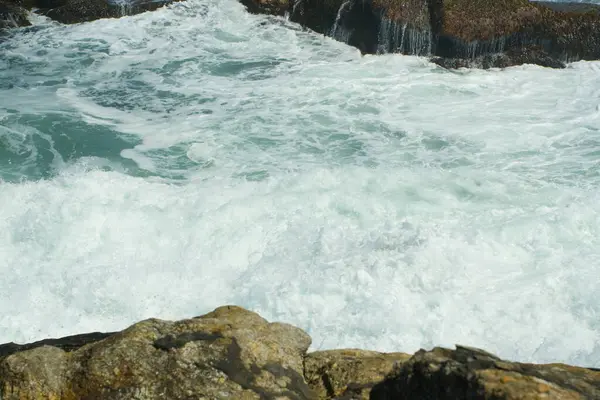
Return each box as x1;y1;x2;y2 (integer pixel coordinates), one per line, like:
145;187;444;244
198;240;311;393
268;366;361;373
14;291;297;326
0;0;599;368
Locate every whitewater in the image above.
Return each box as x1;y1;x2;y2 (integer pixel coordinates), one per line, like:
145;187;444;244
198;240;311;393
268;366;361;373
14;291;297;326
1;0;599;368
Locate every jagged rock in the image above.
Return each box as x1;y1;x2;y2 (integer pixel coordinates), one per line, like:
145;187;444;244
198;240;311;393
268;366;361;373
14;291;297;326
1;308;599;399
370;345;600;399
238;0;600;68
0;0;30;29
304;349;410;399
0;305;314;400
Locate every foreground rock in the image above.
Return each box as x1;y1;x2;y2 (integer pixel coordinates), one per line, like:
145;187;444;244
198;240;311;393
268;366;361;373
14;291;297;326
372;345;600;399
239;0;600;69
1;306;599;399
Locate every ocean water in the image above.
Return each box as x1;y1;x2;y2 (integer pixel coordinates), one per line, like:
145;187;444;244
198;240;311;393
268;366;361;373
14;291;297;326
1;0;600;368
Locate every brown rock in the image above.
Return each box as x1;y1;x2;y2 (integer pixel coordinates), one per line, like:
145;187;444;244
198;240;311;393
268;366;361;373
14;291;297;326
305;349;410;399
0;305;315;400
1;309;599;400
238;0;600;68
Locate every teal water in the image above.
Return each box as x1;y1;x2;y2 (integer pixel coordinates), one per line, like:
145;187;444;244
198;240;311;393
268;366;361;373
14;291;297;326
1;0;599;367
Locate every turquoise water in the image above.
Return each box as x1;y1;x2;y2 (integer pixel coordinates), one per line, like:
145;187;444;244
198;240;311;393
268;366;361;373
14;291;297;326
1;0;600;367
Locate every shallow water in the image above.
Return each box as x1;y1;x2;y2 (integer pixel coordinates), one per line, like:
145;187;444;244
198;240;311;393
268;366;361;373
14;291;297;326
1;0;599;367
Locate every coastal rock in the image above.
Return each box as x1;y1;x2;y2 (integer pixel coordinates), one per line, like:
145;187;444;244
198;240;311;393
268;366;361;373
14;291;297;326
1;307;599;399
41;0;176;24
239;0;600;68
0;0;178;26
304;349;410;399
436;0;600;68
0;0;30;29
0;305;314;400
370;345;600;399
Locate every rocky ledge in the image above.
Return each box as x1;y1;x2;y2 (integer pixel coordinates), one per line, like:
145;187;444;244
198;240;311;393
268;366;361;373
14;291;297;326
1;306;598;399
240;0;600;69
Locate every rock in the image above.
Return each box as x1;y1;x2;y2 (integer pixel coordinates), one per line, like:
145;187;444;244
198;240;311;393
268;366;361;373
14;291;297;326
431;46;567;70
40;0;176;24
304;349;410;399
238;0;600;68
0;0;30;29
1;308;599;399
0;0;180;26
0;305;315;400
0;331;115;357
370;345;600;399
436;0;600;67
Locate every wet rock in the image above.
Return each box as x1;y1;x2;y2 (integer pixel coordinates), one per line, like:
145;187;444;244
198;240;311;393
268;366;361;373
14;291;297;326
370;345;600;399
41;0;176;24
437;0;600;67
238;0;600;68
0;0;30;29
431;46;567;70
0;305;314;400
304;349;410;399
0;0;180;26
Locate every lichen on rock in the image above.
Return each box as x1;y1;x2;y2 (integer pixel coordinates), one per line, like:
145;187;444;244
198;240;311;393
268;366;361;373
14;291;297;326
305;349;410;399
0;305;315;400
1;307;599;399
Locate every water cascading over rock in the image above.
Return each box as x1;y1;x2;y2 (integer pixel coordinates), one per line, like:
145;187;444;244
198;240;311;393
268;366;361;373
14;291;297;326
240;0;600;69
280;0;436;55
375;0;434;56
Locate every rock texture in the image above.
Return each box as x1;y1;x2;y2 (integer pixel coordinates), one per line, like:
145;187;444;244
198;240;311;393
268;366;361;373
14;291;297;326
1;306;599;399
239;0;600;68
370;345;600;400
0;306;314;399
304;349;410;399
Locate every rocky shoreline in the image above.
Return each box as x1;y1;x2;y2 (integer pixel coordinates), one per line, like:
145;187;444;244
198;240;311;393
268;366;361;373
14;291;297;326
2;0;600;69
241;0;600;68
1;306;598;399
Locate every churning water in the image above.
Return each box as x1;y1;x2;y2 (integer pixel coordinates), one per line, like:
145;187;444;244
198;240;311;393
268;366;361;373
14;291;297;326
1;0;599;367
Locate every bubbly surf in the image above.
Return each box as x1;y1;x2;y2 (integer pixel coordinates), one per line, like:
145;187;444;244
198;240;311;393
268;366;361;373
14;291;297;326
1;0;599;367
